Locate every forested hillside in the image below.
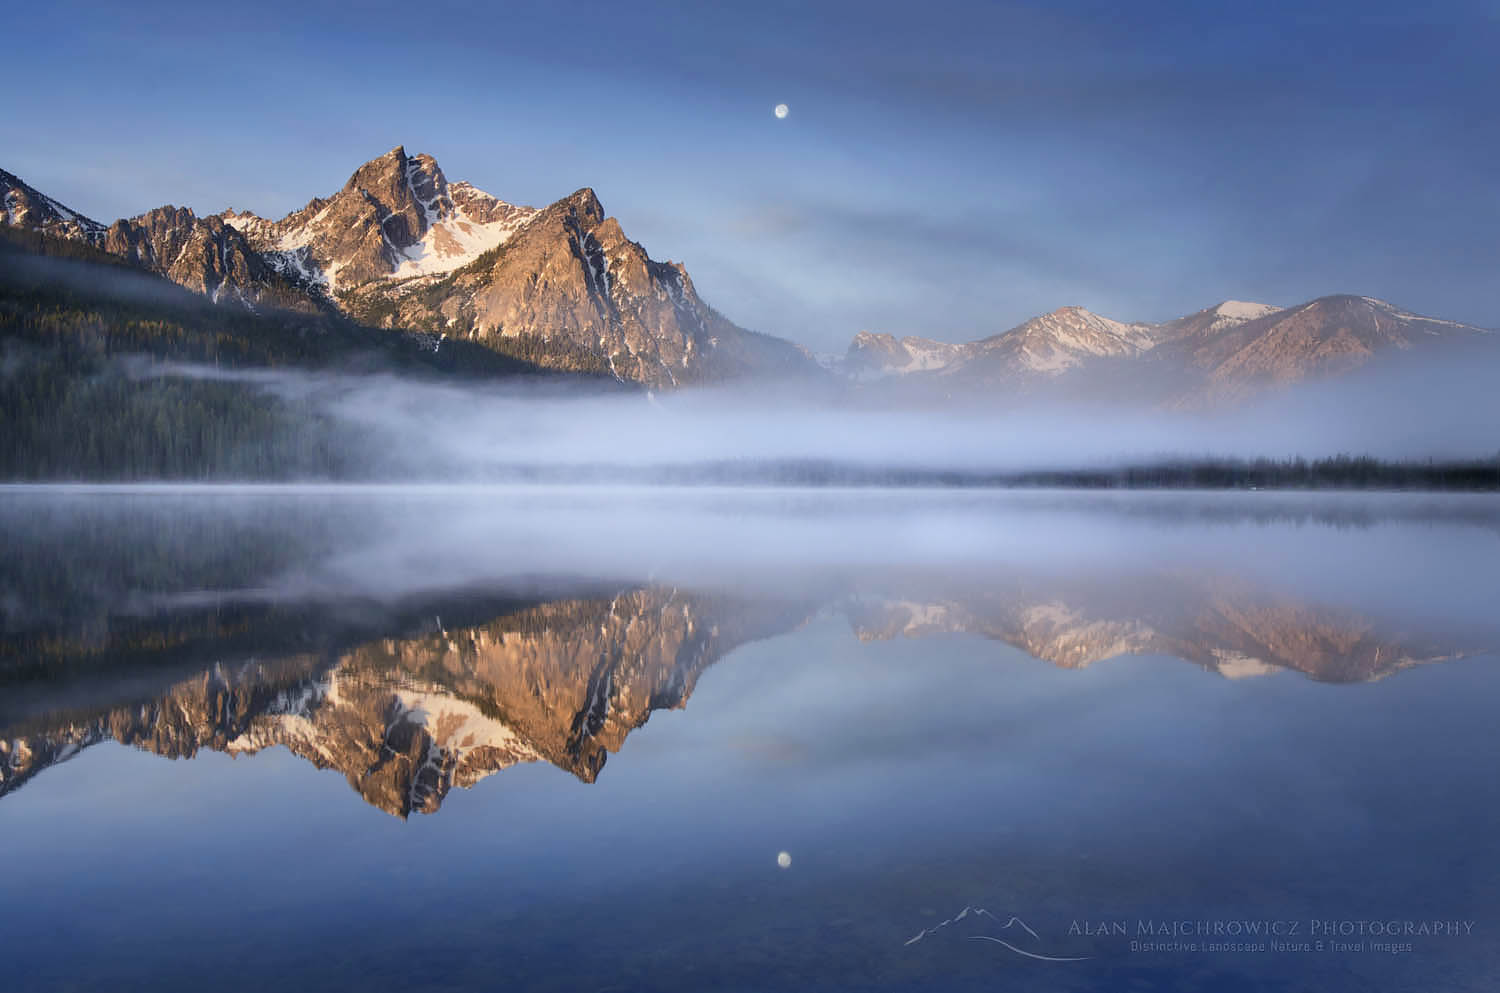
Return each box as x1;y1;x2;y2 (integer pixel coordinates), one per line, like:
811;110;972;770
0;229;611;479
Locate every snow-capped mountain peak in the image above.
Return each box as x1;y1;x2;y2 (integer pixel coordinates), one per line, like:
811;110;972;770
1213;300;1280;322
388;180;539;280
975;306;1160;374
219;147;541;292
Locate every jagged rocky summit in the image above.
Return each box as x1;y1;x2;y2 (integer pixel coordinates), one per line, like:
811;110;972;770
2;149;816;388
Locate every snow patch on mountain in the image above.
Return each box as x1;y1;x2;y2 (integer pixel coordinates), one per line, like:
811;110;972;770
390;191;536;279
392;687;542;766
844;331;968;377
223;182;538;288
221;209;278;242
263;246;330;291
1360;296;1478;331
900;338;965;371
996;307;1159;374
1212;650;1279;679
1215;300;1280;321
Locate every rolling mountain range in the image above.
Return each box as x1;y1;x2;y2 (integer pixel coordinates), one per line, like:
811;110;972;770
846;296;1492;407
4;151;1492;403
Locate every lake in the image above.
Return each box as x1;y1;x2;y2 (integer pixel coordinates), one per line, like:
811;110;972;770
1;486;1496;992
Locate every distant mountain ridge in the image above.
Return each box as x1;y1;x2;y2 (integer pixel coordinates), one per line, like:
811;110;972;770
1;149;816;387
847;296;1491;406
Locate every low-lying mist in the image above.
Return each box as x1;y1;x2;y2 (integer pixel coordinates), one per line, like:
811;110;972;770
152;341;1500;481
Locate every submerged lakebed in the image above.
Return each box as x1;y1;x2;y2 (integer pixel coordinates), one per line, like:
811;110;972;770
1;486;1496;992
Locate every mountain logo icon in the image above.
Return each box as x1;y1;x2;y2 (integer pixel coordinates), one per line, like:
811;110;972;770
904;906;1092;962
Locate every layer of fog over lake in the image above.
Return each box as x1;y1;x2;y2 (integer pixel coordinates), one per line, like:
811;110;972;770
2;487;1497;991
13;251;1498;477
152;339;1500;477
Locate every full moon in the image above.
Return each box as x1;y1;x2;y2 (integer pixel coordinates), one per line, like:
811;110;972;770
773;103;789;119
776;851;792;868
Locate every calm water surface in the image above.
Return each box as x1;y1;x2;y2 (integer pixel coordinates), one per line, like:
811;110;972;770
1;487;1497;992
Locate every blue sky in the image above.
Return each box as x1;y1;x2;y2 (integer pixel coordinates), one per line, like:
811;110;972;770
4;0;1496;351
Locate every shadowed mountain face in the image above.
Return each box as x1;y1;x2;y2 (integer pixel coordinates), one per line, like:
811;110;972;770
97;207;327;311
1;168;107;242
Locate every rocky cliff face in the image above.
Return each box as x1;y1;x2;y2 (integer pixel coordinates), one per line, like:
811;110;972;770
97;206;316;306
3;167;328;310
2;149;816;386
221;145;540;294
340;184;812;386
217;144;816;384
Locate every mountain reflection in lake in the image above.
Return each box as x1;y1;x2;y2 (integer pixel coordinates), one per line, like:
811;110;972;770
2;487;1496;992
